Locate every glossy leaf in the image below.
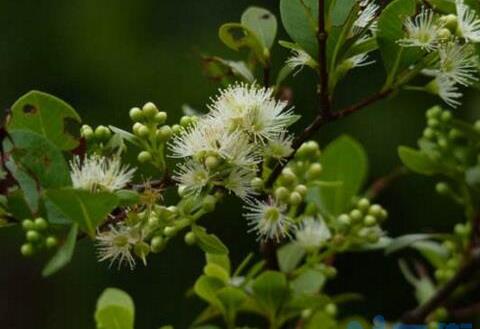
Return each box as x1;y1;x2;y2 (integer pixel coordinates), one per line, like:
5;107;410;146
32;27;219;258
45;188;118;237
241;7;277;49
194;275;225;310
95;288;135;329
8;91;81;150
192;225;229;255
42;224;78;277
277;242;305;273
291;269;325;295
330;0;357;26
398;146;442;175
251;271;289;315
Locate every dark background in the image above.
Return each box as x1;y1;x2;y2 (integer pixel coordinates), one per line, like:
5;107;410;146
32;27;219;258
1;1;479;328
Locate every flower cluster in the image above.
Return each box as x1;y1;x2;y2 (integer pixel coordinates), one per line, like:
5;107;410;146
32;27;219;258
398;2;480;107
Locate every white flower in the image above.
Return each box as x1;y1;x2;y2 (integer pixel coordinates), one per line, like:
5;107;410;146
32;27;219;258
398;8;442;51
96;224;141;270
347;53;376;68
353;0;379;33
456;0;480;42
70;154;135;192
263;131;294;161
244;198;291;241
295;217;331;251
169;117;258;167
223;167;257;200
438;42;479;86
173;160;211;196
286;49;317;74
208;83;296;143
430;76;463;108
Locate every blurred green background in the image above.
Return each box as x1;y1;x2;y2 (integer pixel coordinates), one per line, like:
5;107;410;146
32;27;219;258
1;0;480;328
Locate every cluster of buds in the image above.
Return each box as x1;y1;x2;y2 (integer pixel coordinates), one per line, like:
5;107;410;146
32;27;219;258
80;124;115;154
332;198;388;248
434;240;463;284
20;217;58;256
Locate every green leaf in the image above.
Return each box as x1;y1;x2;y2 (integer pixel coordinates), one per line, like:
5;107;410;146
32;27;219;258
425;0;455;13
192;225;229;255
7;91;81;150
280;0;318;57
95;288;135;329
385;233;446;254
291;269;325;295
42;224;78;277
115;190;140;207
241;7;277;49
216;286;247;314
412;240;449;268
194;275;225;310
218;23;266;64
45;188;119;237
307;135;368;216
377;0;421;85
277;242;305;273
398;146;442;175
204;263;230;284
206;253;231;275
399;260;436;304
3;130;72;212
251;271;289;315
330;0;357;26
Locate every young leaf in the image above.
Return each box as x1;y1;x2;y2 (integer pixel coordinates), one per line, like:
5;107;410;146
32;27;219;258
218;23;266;64
95;288;135;329
192;225;229;255
280;0;318;57
277;242;305;273
194;275;225;311
251;271;289;315
7;91;81;150
42;224;78;277
398;146;443;175
412;240;450;268
45;188;119;237
290;269;326;295
385;233;446;254
307;135;368;216
241;7;277;49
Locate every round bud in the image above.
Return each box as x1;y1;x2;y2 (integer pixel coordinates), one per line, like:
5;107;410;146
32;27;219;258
46;236;58;248
474;121;480;133
34;217;48;230
177;185;188;197
171;124;182;134
137;151;152;163
454;223;470;237
439;14;457;31
134;241;150;260
280;168;296;185
368;204;383;218
337;214;351;227
306;163;322;180
180;116;192;127
274;187;290;202
20;243;34;257
95;125;111;140
81;125;94;140
132;122;143;135
435;182;449;195
202;195;217;213
137;125;150;138
304;141;320;156
427;118;439;128
151;236;165;253
446;257;459;269
301;309;312;319
156;125;173;142
438;137;449;150
154;111;167;124
324;303;337;317
437;28;451;40
166;206;178;215
204;155;220;170
426;107;441;119
441;110;452;122
442;240;456;252
357;198;370;211
148;215;160;226
324;266;337;278
129;107;143;122
251;177;264;191
289;192;303;206
423;128;435;140
26;230;41;242
294;184;307;197
448;129;462;140
163;226;176;237
22;219;35;231
184;231;196;245
142;102;159;118
363;215;377;227
349;209;363;222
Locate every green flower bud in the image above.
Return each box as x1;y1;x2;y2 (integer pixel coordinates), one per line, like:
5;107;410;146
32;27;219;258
180;116;192;127
95;125;111;140
426;107;442;119
289;191;303;206
446;257;460;269
154;111;167;124
156;125;173;142
304;141;320;156
428;118;439;128
171;124;182;134
280;168;296;185
337;214;351;227
81;125;94;140
474;121;480;133
324;266;337;278
129;107;143;122
204;155;220;170
441;110;452;122
132;122;143;135
435;182;449;195
438;137;449;150
137;151;152;163
251;177;264;191
148;215;160;226
151;236;165;253
306;163;322;180
301;309;312;319
363;215;377;227
349;209;363;222
34;217;48;230
184;231;196;245
437;28;451;40
368;204;383;218
423;128;435;139
357;198;370;211
163;226;176;237
202;195;217;213
448;128;462;140
134;241;150;262
166;206;178;216
142;102;159;118
324;303;337;317
22;219;35;231
46;236;58;248
294;184;307;197
439;14;457;31
20;243;34;257
137;125;150;138
26;230;41;242
454;223;470;237
274;187;290;202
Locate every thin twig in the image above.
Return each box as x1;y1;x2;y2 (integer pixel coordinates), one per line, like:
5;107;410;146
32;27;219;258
401;249;480;323
365;166;407;200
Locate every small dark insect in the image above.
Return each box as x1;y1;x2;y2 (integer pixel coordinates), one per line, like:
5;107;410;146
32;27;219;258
261;13;271;19
23;104;37;114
